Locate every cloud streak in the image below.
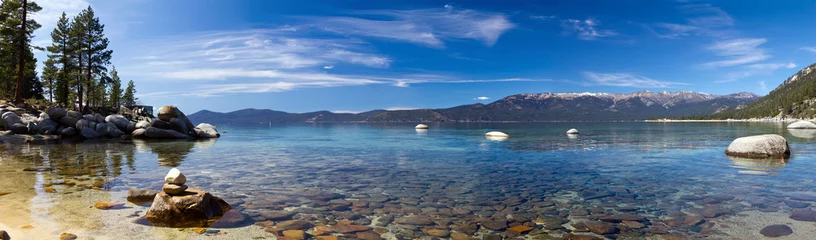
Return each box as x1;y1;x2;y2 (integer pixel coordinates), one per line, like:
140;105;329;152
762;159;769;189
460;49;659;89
311;6;514;48
583;72;687;88
701;38;769;68
473;96;489;101
802;47;816;54
561;18;617;40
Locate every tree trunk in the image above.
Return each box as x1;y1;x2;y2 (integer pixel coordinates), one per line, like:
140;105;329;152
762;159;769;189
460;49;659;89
13;0;27;104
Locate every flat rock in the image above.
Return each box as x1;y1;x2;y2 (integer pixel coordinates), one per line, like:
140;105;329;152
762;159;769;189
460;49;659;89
332;224;370;233
598;215;645;222
260;210;295;221
395;216;433;225
583;221;618;235
760;224;793;237
276;220;314;230
480;218;508;231
127;188;159;204
790;209;816;221
162;183;188;195
787;120;816;129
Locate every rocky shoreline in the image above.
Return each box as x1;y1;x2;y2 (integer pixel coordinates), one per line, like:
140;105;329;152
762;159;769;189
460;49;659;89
0;104;219;143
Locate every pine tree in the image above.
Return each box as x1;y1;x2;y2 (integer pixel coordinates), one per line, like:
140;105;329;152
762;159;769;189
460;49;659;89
108;66;122;108
0;0;41;100
41;58;56;102
45;12;73;107
69;9;86;110
123;80;136;106
71;6;111;109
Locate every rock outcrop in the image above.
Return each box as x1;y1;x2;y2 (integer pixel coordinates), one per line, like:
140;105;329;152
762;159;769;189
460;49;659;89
725;134;790;159
0;105;219;142
144;168;231;227
566;128;579;134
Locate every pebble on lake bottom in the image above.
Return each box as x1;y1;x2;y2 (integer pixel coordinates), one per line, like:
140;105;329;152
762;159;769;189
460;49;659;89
759;224;792;237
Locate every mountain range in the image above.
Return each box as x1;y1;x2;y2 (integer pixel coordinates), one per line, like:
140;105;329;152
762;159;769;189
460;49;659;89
188;90;760;124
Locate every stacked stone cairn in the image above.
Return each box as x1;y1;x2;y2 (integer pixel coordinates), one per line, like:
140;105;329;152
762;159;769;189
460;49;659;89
144;168;231;227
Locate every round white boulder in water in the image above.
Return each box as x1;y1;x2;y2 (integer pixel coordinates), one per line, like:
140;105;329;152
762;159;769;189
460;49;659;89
566;128;579;134
725;134;790;159
787;120;816;129
485;131;509;138
415;124;429;129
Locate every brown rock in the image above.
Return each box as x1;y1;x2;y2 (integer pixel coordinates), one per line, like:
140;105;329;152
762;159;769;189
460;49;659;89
356;231;383;240
598;215;645;222
311;225;333;235
276;220;314;231
622;220;645;229
260;210;296;221
507;225;534;233
126;188;159;204
59;233;77;240
332;224;370;233
144;189;231;227
424;228;451;237
94;202;125;210
760;225;793;237
395;215;433;225
283;230;306;240
451;232;470;240
316;236;338;240
480;219;508;231
162;183;188;195
583;221;618;235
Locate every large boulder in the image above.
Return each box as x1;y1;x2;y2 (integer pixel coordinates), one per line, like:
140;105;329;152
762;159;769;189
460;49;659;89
59;116;79;129
144;127;191;139
151;119;171;129
38;119;59;135
83;114;96;122
66;111;82;121
157;106;181;122
169;118;190;136
195;127;220;138
787;120;816;129
144;189;232;227
95;122;110;137
47;108;67;121
60;127;76;136
725;134;790;159
2;112;26;134
105;114;131;132
136;121;151;129
131;128;146;138
157;106;196;137
107;124;124;138
76;119;88;131
94;113;106;124
80;127;100;139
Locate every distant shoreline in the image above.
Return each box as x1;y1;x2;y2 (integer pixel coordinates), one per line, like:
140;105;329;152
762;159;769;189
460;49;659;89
645;118;803;123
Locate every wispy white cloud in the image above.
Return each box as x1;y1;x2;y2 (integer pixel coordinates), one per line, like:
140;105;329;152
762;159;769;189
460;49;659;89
680;4;734;29
561;18;617;40
802;47;816;54
323;65;334;69
701;38;769;68
583;72;687;88
530;15;556;20
311;6;514;48
758;80;768;93
716;62;797;83
473;96;489;101
31;0;89;50
649;23;696;39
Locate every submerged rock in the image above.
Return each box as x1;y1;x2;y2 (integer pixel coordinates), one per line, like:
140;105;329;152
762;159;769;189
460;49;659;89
725;134;790;159
127;188;159;204
787;120;816;129
760;224;792;237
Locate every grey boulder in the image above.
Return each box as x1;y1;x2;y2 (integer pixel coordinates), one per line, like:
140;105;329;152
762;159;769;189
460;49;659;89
144;127;191;139
105;114;131;132
725;134;790;159
80;127;100;139
60;127;77;136
47;108;67;121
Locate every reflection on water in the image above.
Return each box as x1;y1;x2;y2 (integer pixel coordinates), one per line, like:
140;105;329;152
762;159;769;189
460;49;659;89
728;156;788;175
788;128;816;139
2;122;816;239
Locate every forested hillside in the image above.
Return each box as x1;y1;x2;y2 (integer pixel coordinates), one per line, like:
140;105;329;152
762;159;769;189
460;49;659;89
698;63;816;119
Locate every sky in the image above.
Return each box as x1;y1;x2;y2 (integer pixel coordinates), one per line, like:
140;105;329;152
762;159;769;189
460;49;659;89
29;0;816;113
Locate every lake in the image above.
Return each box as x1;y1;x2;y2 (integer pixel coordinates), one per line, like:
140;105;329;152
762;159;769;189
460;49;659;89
1;122;815;239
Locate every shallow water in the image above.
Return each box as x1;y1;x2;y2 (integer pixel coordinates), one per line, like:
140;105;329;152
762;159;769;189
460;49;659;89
1;122;815;239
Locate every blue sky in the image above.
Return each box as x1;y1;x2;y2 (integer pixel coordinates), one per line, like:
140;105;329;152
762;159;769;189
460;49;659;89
31;0;816;113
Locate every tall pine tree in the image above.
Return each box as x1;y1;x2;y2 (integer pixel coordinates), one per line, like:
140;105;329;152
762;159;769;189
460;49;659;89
123;80;135;106
0;0;41;100
45;12;73;107
108;66;121;108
